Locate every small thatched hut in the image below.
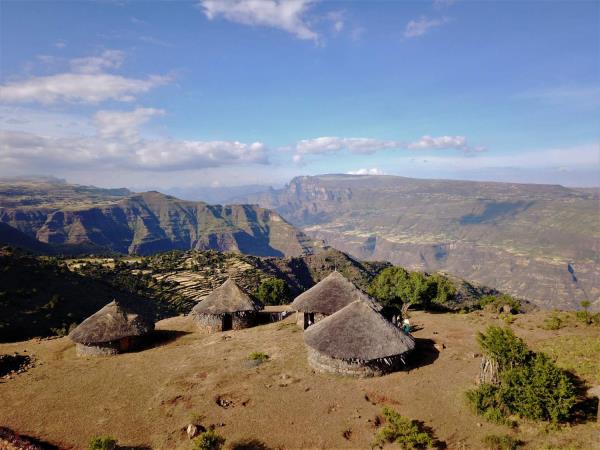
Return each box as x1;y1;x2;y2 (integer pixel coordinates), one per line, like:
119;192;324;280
304;300;415;377
291;271;381;328
69;299;155;357
191;278;261;333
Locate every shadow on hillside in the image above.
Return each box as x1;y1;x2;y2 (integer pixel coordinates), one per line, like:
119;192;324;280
568;372;599;425
405;338;439;371
0;427;59;450
230;438;271;450
411;421;447;449
136;329;190;351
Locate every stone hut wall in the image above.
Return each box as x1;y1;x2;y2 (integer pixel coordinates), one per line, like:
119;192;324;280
194;311;257;333
194;313;224;333
232;311;257;330
76;341;120;357
306;347;405;378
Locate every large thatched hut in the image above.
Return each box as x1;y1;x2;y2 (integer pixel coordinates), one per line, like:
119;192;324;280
304;300;415;377
69;299;155;357
291;271;381;329
191;278;261;333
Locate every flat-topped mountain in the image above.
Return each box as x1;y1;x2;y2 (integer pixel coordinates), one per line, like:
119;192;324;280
0;179;321;257
238;174;599;310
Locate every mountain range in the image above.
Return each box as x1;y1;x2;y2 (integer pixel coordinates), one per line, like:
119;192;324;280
237;174;599;310
0;178;320;257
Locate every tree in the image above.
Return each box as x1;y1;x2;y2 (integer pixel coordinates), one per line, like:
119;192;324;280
467;326;577;424
255;278;289;305
429;273;456;305
368;267;435;313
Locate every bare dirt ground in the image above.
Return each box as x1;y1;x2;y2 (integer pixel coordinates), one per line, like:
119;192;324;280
1;311;598;450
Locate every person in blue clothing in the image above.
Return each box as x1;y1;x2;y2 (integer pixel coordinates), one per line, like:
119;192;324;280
402;318;411;334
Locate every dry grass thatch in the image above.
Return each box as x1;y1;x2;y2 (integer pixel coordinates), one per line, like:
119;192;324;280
290;271;381;315
191;278;261;315
304;300;415;361
69;299;155;344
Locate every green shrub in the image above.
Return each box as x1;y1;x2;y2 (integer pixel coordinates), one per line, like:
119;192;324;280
465;383;509;425
576;300;592;325
255;278;289;305
476;326;529;371
88;436;117;450
372;406;436;449
499;353;577;422
467;326;578;424
542;313;563;330
479;294;521;313
483;434;523;450
248;351;269;362
190;430;225;450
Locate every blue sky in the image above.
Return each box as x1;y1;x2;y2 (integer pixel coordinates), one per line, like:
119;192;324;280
0;0;598;190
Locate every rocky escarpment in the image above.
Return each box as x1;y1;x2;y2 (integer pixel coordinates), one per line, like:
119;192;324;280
1;187;321;257
238;174;600;310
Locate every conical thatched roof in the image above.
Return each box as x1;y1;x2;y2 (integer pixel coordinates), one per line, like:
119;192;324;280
291;271;381;315
304;300;415;361
192;278;260;315
69;299;155;344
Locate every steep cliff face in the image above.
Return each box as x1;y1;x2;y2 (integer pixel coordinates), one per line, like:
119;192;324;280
239;174;600;310
0;185;321;257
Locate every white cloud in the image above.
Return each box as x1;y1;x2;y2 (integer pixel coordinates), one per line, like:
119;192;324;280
292;135;484;161
0;73;169;104
407;135;485;153
70;50;125;74
0;50;169;104
295;136;399;155
404;16;449;38
0;106;268;172
327;10;344;33
94;107;165;141
199;0;319;41
0;129;268;172
347;168;385;175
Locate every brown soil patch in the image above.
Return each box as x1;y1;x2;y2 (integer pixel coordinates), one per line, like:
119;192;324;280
0;312;598;449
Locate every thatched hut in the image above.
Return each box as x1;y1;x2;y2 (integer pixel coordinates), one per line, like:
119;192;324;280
304;300;415;377
291;271;381;329
191;278;261;333
69;299;155;357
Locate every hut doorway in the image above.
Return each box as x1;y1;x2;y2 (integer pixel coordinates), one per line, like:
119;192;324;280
304;312;315;329
222;314;232;331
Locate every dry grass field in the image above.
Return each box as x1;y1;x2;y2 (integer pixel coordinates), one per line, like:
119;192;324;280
1;311;599;450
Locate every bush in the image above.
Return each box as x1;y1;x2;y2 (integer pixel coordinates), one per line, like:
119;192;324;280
476;327;529;371
479;294;521;313
576;300;593;325
88;436;117;450
372;407;436;449
465;384;509;425
255;278;289;305
483;434;523;450
499;353;577;422
190;430;225;450
467;326;578;424
542;313;563;330
247;351;269;362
